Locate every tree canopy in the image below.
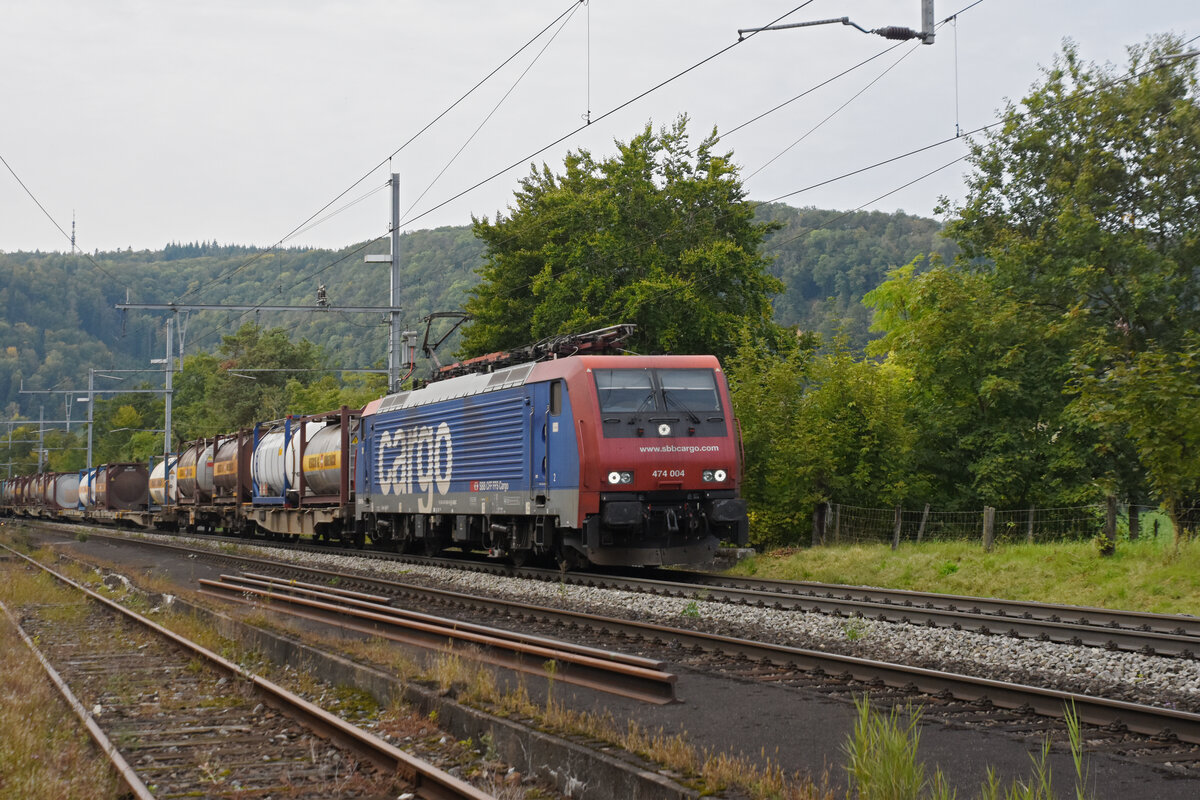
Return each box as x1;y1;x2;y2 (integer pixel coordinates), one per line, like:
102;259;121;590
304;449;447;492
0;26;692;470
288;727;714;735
461;116;783;360
868;35;1200;528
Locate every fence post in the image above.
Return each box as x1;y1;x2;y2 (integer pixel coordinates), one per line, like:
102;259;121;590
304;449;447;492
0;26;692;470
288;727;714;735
834;504;841;544
812;502;827;547
891;505;902;550
916;503;930;543
1100;495;1117;556
982;506;995;552
1027;506;1035;545
1129;504;1140;541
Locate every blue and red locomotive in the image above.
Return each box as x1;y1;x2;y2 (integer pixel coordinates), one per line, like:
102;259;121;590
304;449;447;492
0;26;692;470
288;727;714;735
1;327;749;568
358;349;747;566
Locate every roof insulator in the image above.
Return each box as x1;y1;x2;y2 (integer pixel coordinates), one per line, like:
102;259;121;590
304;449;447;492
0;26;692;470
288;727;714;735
873;26;922;41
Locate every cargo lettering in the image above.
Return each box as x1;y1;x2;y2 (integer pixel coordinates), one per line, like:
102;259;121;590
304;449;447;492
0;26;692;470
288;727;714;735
376;421;453;511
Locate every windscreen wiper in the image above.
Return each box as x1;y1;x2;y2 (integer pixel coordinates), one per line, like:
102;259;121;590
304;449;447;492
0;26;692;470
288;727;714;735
663;391;701;424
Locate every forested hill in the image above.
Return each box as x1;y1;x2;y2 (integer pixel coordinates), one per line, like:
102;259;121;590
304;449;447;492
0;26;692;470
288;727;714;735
756;204;955;344
0;203;947;414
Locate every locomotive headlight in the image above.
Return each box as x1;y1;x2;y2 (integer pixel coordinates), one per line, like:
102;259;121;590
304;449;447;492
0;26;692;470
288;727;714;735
607;470;633;484
714;469;727;482
702;470;714;481
702;468;728;483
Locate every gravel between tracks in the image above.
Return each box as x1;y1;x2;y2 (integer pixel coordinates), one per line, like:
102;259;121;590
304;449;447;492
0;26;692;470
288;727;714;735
141;534;1200;712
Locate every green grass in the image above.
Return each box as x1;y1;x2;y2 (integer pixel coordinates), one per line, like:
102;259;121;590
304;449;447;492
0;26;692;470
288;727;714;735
729;536;1200;615
845;696;1089;800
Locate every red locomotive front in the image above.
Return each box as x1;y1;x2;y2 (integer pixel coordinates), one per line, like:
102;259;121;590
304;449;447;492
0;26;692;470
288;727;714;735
551;354;748;567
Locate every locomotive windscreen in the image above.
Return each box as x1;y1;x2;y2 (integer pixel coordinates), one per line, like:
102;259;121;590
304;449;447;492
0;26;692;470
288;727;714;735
658;369;722;412
594;368;722;414
594;369;654;412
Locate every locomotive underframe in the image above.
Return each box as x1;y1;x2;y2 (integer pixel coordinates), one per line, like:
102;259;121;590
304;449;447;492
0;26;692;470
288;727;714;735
355;486;746;567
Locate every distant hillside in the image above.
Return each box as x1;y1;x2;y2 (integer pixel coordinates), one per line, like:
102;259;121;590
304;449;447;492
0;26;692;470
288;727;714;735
0;204;948;415
756;203;955;345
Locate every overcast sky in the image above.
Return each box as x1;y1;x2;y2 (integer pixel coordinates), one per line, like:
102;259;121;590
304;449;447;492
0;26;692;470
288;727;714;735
3;1;1197;257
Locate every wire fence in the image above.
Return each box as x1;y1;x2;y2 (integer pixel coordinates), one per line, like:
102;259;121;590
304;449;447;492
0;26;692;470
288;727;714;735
817;502;1172;548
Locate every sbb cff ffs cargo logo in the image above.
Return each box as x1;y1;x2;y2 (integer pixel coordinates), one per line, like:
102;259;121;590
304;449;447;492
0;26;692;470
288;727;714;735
376;422;453;511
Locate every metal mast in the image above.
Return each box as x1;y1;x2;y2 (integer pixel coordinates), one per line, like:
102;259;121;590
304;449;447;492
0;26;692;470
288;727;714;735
160;315;173;459
390;175;401;392
366;173;403;392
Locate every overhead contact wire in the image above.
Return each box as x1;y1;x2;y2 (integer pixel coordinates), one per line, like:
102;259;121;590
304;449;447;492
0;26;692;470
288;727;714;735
397;1;820;228
405;0;584;217
175;0;585;304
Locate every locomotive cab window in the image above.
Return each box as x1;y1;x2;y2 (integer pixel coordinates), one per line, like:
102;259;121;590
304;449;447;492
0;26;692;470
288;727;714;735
550;380;563;416
594;369;654;412
660;369;721;412
593;367;727;437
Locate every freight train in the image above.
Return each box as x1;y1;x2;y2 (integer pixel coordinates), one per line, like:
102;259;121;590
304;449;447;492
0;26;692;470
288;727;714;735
0;328;748;568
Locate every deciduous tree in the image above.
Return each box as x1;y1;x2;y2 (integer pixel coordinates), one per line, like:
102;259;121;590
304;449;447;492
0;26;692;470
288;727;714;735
462;116;783;359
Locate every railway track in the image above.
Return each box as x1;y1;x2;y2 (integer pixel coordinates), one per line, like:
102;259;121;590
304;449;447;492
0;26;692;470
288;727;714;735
21;523;1200;770
561;566;1200;659
278;542;1200;660
35;526;1200;748
198;570;678;704
206;531;1200;660
31;519;1200;655
0;543;493;800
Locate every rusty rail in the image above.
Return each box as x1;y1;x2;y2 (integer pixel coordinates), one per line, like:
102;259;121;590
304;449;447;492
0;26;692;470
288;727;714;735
200;571;678;704
1;544;494;800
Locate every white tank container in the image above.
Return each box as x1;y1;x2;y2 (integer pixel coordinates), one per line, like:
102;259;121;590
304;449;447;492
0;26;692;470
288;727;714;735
80;468;100;508
251;426;288;496
150;458;179;505
52;474;80;509
177;441;215;501
254;422;330;497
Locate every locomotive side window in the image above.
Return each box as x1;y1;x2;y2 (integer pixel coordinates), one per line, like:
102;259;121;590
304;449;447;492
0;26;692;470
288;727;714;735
550;380;563;416
659;369;721;412
594;369;654;412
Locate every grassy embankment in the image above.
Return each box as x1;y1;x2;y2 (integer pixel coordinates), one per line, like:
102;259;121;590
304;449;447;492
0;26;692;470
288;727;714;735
729;532;1200;615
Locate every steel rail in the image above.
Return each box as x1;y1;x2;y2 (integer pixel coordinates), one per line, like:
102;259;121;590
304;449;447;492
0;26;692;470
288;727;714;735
210;554;1200;745
21;526;1200;744
236;571;662;670
660;568;1200;638
199;572;677;704
23;522;1200;656
0;598;156;800
0;544;494;800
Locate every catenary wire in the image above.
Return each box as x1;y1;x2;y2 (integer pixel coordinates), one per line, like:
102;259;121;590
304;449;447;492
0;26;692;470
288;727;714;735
166;2;824;362
0;152;129;288
744;38;926;182
425;0;987;279
455;25;1196;313
172;0;586;306
396;1;820;229
736;1;979;177
404;0;584;218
